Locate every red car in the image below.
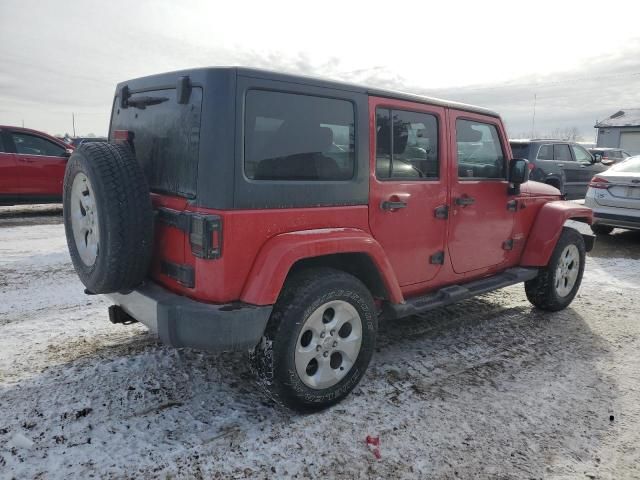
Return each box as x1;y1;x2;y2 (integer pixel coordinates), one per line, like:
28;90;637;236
63;68;594;411
0;126;72;205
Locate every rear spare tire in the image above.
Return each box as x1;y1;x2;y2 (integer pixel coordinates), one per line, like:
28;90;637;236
63;142;153;294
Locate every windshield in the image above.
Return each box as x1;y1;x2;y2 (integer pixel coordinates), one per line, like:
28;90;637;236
610;156;640;173
510;143;530;159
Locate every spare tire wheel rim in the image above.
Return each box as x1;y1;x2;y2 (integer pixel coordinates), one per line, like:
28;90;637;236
70;172;100;267
295;300;363;390
555;244;579;297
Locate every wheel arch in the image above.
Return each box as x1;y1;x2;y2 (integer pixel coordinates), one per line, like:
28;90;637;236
520;201;593;267
240;228;404;306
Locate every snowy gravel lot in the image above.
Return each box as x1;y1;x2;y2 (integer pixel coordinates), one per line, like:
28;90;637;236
1;205;639;479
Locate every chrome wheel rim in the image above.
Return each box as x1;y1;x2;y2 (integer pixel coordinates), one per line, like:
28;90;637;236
70;172;100;267
555;244;580;297
294;300;363;390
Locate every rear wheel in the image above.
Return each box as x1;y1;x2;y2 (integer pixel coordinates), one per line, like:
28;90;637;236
525;227;586;311
251;268;377;411
591;224;614;235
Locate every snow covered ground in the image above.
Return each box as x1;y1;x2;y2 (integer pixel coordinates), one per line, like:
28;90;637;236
1;206;639;479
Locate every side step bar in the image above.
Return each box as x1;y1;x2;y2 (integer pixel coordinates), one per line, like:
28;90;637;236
383;267;539;320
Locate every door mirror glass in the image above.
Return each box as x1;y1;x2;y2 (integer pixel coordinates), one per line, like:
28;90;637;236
509;158;529;184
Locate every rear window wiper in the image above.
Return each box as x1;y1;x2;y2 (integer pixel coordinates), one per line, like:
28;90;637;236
126;95;169;109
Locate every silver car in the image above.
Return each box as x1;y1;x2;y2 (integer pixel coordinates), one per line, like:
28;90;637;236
585;156;640;234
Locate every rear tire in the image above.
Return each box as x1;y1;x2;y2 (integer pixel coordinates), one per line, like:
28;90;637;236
525;227;586;312
591;224;614;235
250;268;377;412
63;142;153;294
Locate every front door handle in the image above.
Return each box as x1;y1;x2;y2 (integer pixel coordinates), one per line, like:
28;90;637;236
455;196;475;206
381;200;407;210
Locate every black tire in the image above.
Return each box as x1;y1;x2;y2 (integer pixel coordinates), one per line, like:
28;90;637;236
63;142;153;294
250;268;377;412
591;224;614;235
525;227;586;312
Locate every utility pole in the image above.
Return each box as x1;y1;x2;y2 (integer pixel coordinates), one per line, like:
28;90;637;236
72;113;76;137
531;93;537;138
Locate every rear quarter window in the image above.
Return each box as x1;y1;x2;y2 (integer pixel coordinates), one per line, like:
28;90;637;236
244;90;355;181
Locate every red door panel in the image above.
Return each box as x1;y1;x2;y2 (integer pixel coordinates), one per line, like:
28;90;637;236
447;110;514;274
16;154;67;195
0;152;21;194
368;97;448;286
10;131;68;195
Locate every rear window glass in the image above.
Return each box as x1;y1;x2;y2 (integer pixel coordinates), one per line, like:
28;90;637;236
509;143;530;159
244;90;355;181
110;87;202;198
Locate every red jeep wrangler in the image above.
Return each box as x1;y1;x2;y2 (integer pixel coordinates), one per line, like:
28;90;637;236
63;67;593;411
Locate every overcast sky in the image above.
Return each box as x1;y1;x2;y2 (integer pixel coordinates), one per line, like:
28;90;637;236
1;0;639;140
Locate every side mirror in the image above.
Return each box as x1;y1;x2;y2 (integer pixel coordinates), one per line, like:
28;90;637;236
592;153;602;163
64;148;73;157
508;158;529;195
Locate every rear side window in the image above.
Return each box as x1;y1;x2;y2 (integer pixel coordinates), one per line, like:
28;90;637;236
554;144;572;162
376;109;439;179
537;144;554;160
11;132;65;156
455;119;505;179
244;90;355;181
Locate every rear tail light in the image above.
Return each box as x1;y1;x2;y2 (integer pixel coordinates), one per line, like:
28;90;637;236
589;176;609;189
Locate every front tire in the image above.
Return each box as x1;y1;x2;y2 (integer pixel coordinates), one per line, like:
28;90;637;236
251;268;377;412
525;227;586;311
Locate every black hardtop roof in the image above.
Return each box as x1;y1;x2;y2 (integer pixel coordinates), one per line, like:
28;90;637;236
116;66;500;118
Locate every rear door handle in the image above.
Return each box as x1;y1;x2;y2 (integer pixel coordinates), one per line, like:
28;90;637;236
557;164;564;167
455;196;475;206
381;200;407;210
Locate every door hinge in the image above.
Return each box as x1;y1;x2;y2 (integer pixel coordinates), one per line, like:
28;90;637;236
507;199;518;212
430;251;445;265
502;239;514;250
434;205;449;219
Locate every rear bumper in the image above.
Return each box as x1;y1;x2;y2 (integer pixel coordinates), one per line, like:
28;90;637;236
593;212;640;230
107;282;272;352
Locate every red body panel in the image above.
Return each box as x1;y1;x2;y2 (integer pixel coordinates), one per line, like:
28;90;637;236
520;201;592;266
150;194;373;304
241;228;402;305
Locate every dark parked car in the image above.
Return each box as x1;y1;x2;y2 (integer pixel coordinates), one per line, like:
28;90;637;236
509;139;608;199
588;147;631;165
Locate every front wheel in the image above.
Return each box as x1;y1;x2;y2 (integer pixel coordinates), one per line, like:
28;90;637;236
525;227;586;311
250;268;377;411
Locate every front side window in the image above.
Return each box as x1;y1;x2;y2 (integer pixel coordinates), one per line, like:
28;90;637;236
376;109;439;179
455;119;505;179
571;144;593;163
554;144;573;162
11;132;65;157
244;90;355;181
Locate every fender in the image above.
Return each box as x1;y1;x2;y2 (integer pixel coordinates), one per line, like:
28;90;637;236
520;201;593;267
240;228;404;306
